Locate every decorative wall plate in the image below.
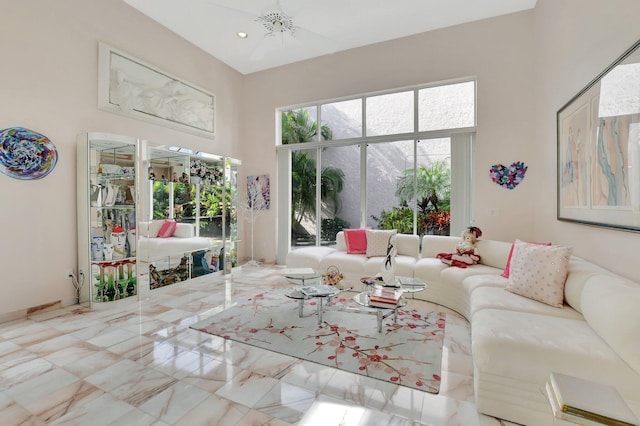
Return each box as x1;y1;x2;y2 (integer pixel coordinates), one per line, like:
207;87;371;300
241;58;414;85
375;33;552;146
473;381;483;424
489;161;528;190
0;127;58;180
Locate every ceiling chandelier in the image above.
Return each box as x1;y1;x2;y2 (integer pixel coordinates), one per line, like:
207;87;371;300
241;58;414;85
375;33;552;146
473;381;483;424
256;3;296;36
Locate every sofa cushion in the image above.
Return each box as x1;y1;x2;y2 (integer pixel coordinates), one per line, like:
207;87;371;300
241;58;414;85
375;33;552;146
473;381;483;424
364;255;416;278
500;241;551;278
173;223;195;238
286;247;336;270
320;251;367;273
139;220;164;238
581;275;640;375
563;257;610;313
395;234;420;258
344;229;367;254
157;220;177;238
506;240;572;308
365;229;396;257
470;286;583;320
475;239;512;270
421;235;458;258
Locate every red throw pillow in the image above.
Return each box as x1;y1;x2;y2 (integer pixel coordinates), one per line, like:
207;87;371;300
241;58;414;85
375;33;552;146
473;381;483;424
344;228;367;254
157;219;177;238
501;240;551;278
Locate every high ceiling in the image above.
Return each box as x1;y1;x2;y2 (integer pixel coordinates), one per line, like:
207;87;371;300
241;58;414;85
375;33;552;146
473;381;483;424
123;0;537;75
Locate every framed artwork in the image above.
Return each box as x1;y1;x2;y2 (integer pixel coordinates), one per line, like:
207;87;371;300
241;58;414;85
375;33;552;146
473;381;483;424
98;42;215;138
247;174;270;210
557;39;640;232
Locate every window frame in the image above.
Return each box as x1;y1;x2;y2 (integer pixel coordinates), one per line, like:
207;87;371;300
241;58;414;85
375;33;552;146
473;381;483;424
276;78;477;263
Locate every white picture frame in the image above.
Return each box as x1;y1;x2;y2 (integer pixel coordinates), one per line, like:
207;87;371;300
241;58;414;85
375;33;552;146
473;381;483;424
98;42;215;138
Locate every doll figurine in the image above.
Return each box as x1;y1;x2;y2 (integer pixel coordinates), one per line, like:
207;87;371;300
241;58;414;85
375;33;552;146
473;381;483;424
436;226;482;268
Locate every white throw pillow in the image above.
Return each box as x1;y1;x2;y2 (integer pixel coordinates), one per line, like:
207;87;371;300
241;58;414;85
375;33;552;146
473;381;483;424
365;229;397;258
505;240;573;308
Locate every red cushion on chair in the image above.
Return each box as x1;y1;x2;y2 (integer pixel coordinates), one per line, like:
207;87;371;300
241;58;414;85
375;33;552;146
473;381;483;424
344;228;367;254
157;220;177;238
501;240;551;278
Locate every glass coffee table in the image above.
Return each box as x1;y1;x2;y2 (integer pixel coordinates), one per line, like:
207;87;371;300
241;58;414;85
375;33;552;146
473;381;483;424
354;277;426;332
353;292;407;333
282;270;322;285
285;286;348;325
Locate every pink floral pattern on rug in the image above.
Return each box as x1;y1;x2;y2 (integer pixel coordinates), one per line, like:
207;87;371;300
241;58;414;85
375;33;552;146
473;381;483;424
191;290;446;393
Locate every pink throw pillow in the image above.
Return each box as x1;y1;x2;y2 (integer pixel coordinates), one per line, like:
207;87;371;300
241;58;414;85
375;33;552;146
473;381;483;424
344;229;367;254
157;220;177;238
501;240;551;278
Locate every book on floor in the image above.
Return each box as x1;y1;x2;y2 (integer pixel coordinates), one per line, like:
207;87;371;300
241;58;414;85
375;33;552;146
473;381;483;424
300;284;336;296
545;372;639;426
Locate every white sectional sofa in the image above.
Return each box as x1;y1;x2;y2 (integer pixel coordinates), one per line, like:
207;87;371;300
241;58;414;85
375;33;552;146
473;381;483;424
286;231;640;425
137;220;212;260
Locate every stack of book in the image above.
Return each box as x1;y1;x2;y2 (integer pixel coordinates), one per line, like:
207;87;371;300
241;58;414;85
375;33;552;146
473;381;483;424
545;372;639;426
368;288;402;308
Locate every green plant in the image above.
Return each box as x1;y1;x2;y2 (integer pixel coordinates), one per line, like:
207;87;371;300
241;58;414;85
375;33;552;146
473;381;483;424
321;217;350;241
372;206;416;234
396;160;451;214
282;110;345;238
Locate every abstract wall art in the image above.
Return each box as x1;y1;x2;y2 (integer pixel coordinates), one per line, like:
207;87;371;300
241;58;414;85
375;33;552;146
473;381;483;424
98;43;215;138
0;127;58;180
558;38;640;232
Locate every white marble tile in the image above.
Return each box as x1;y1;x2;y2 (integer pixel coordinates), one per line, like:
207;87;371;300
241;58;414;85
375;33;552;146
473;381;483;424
181;358;241;393
280;360;337;393
23;380;103;423
110;368;177;407
253;381;317;423
44;342;102;367
0;392;43;425
84;358;146;392
49;392;135;426
4;367;79;409
214;368;281;408
0;357;54;390
61;350;121;378
86;328;138;348
174;394;250;426
138;381;210;424
153;349;214;379
298;394;367;426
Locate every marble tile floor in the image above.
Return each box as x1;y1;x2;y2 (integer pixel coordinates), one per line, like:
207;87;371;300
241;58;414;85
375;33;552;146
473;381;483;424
0;266;520;425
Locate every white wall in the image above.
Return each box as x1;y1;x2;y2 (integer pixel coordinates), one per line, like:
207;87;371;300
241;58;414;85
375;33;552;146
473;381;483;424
0;0;242;317
532;0;640;281
240;10;539;263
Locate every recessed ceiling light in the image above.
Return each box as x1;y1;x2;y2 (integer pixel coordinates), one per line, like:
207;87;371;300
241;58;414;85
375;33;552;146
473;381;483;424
237;32;248;39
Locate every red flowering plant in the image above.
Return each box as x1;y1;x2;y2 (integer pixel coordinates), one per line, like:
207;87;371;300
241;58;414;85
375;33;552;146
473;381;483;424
422;210;451;235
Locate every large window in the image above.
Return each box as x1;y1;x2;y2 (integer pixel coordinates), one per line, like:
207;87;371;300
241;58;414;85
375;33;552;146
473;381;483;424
276;78;476;262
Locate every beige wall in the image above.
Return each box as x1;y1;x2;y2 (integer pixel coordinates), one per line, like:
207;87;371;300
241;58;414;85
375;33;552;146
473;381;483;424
241;11;539;263
0;0;242;317
532;0;640;280
2;0;640;318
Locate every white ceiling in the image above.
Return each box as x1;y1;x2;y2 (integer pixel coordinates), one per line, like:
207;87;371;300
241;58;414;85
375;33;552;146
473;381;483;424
123;0;537;75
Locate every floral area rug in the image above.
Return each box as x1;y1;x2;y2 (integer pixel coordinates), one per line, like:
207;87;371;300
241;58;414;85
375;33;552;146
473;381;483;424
190;289;446;393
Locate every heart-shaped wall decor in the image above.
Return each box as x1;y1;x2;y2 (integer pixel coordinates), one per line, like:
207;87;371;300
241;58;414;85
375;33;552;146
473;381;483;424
489;161;528;190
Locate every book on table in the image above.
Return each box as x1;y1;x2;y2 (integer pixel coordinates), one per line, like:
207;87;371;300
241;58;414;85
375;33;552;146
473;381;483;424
397;276;424;286
300;284;336;296
369;288;402;307
545;372;639;426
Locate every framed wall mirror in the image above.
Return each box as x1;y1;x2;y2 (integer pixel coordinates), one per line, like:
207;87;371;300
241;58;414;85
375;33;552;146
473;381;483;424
557;39;640;232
